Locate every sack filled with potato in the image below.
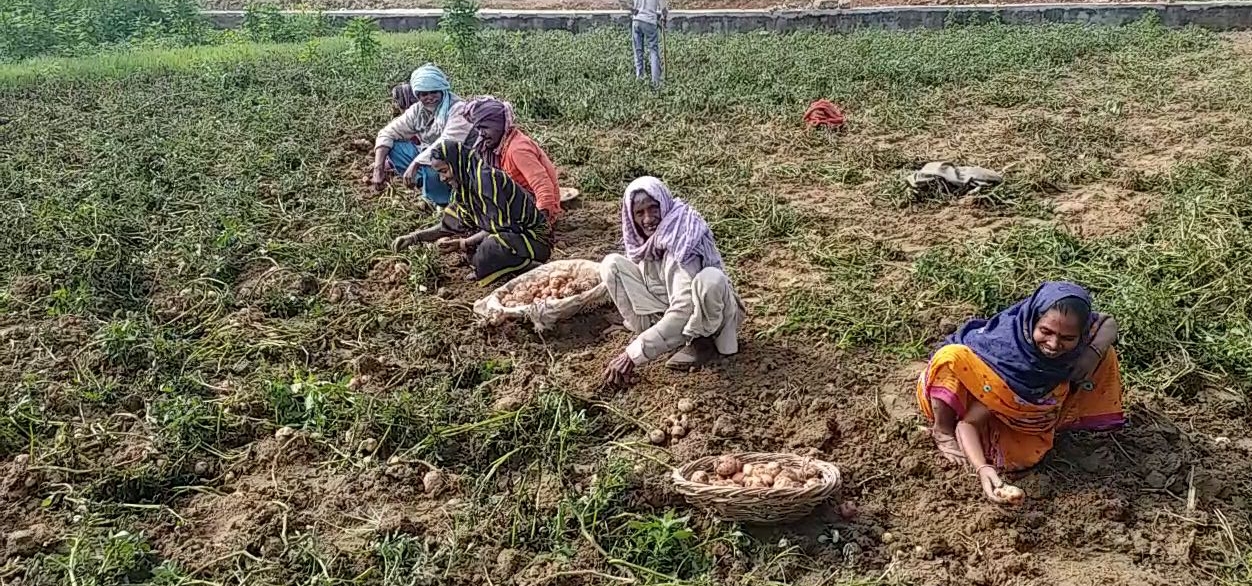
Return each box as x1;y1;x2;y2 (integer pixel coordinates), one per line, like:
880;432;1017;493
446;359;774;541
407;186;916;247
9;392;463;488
474;259;610;331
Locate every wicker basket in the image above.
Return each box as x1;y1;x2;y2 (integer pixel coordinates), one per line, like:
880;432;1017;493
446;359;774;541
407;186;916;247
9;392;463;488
671;452;842;524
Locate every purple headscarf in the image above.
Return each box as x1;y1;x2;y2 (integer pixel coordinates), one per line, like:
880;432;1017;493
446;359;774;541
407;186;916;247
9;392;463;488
946;281;1093;403
465;96;515;166
622;176;724;271
391;83;418;113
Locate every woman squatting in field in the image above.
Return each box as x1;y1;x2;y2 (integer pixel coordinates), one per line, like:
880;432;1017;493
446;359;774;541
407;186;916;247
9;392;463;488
393;140;551;284
464;97;564;227
372;63;475;207
602;177;745;386
917;281;1124;503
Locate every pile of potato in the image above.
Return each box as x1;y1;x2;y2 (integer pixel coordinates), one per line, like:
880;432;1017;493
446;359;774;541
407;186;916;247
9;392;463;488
500;268;597;307
688;455;824;490
649;398;696;445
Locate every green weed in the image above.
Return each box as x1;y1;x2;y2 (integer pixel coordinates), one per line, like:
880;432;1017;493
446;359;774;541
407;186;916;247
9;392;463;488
440;0;481;56
241;3;333;44
265;372;359;432
371;533;451;585
778;234;928;353
344;16;382;63
617;510;705;578
33;530;159;585
152;393;241;452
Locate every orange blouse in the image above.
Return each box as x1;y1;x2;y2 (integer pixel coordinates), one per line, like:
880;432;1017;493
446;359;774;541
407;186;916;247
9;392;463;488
499;128;562;223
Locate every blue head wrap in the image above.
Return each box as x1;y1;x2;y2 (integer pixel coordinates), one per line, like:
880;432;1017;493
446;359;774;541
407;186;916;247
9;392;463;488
945;281;1093;402
409;63;454;122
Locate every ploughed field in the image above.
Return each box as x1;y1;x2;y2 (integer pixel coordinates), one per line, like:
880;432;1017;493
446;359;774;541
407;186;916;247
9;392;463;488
1;23;1251;586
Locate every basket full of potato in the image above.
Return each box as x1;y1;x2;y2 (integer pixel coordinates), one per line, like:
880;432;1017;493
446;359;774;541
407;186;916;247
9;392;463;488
473;259;609;330
671;453;842;524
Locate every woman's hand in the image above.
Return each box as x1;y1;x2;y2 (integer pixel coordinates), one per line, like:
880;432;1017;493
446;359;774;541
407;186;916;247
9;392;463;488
435;237;464;254
462;231;488;254
391;234;415;252
977;466;1026;505
1070;346;1101;383
955;403;1022;504
1074;315;1118;383
603;352;636;387
977;465;1009;504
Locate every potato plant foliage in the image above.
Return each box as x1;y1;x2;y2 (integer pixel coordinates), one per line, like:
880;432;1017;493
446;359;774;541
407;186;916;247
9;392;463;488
1;18;1250;586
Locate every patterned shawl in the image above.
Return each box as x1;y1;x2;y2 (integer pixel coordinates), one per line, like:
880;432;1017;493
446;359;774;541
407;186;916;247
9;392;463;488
621;176;724;271
433;140;546;238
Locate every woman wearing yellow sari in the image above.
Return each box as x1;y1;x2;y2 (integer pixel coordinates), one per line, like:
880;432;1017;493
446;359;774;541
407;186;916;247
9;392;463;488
917;282;1124;503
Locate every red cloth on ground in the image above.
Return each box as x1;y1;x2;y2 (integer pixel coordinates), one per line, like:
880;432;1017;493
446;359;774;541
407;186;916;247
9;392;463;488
804;99;846;129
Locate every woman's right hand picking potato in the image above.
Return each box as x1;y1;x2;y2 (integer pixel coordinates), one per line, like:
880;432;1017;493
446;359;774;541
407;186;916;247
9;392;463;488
977;465;1025;505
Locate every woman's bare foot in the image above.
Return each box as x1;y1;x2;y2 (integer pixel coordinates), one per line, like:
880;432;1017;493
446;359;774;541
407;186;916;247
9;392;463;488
932;428;966;464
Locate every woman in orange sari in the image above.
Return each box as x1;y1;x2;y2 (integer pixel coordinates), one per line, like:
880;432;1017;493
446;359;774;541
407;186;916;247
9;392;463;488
917;282;1124;503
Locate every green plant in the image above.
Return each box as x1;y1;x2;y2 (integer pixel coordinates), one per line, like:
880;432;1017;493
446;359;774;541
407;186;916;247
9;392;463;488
616;510;706;578
93;317;156;370
151;394;235;451
343;16;381;62
148;560;200;585
440;0;480;55
241;3;332;44
46;282;92;316
372;534;450;585
0;0;209;63
0;392;43;456
265;372;358;432
41;530;158;585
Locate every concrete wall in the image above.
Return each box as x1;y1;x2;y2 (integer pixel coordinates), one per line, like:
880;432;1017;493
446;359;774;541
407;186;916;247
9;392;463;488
203;2;1252;33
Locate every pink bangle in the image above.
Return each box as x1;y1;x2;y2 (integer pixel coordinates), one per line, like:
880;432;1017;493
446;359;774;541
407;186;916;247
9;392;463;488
975;464;996;477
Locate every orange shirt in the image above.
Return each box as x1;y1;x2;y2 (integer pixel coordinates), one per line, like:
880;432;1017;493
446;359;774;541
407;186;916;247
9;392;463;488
500;129;562;222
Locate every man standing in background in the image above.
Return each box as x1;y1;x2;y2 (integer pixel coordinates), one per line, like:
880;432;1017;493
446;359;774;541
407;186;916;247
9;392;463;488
630;0;668;87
